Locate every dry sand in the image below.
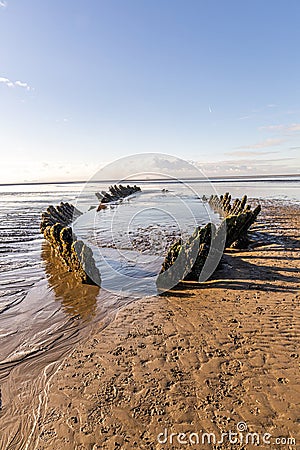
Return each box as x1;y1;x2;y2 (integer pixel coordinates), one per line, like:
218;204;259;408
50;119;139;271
35;201;299;449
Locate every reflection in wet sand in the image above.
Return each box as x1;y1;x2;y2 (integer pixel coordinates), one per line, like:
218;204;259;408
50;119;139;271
0;246;100;450
42;242;100;320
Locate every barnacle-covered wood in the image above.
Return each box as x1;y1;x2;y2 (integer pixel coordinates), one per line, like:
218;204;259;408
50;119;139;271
40;203;101;286
40;202;82;232
157;223;216;288
158;193;261;289
218;205;261;248
209;192;252;217
209;193;261;247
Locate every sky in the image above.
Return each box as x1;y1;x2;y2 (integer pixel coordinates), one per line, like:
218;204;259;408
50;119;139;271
0;0;300;183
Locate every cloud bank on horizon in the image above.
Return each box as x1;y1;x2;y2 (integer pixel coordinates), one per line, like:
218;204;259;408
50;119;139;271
0;153;298;185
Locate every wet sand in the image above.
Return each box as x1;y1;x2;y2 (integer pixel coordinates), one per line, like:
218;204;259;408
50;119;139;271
31;200;300;450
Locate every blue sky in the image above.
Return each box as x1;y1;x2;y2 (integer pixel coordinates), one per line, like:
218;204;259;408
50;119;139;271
0;0;299;183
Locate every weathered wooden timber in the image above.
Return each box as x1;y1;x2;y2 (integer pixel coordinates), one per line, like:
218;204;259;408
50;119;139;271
40;202;101;286
209;193;261;247
209;192;251;217
157;223;216;288
217;204;261;248
157;193;261;289
40;202;82;231
96;184;141;211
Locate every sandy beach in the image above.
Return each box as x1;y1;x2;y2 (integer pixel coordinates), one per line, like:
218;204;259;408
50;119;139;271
29;200;299;450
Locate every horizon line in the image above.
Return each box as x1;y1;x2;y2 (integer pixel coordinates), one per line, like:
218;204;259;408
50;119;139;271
0;173;299;187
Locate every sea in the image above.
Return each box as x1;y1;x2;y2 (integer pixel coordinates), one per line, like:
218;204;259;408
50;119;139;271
0;176;299;448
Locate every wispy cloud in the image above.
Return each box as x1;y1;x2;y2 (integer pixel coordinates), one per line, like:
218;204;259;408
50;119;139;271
259;124;285;131
0;76;33;91
287;123;300;131
226;150;278;157
284;109;300;115
259;122;300;132
0;77;14;87
236;138;284;150
15;80;32;90
0;1;7;8
238;115;252;120
238;104;278;120
197;157;297;177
